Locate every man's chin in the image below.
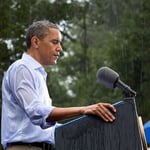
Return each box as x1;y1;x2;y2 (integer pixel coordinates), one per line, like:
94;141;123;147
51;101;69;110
50;60;57;65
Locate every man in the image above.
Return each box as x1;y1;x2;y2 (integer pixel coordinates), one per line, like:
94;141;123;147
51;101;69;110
1;20;116;150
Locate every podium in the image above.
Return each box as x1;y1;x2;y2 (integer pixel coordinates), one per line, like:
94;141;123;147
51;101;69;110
55;98;144;150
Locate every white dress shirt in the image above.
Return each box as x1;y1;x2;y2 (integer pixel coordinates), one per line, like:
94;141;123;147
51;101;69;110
1;53;59;149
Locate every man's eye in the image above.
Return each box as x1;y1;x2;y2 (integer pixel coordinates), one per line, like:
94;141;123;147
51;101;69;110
51;40;59;44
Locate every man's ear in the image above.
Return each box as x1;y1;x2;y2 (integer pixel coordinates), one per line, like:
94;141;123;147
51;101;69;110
31;36;39;49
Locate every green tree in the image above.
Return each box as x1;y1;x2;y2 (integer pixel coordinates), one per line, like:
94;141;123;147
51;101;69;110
104;0;150;122
49;0;123;108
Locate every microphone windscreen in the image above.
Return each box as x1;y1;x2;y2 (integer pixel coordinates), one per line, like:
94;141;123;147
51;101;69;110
96;66;119;89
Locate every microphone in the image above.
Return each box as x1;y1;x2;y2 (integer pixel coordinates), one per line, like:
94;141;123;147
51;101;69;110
96;66;136;97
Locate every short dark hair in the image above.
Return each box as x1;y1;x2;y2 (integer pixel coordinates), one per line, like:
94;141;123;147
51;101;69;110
26;20;59;49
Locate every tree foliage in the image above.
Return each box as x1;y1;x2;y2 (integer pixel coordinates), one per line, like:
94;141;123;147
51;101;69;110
103;0;150;121
0;0;149;140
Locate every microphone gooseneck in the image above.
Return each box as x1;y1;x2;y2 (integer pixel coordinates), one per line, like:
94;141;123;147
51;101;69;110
96;66;136;97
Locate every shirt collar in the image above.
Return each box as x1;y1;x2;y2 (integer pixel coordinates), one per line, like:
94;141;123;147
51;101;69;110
22;53;42;69
22;53;47;80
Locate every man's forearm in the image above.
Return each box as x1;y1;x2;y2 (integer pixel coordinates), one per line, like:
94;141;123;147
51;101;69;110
46;107;85;122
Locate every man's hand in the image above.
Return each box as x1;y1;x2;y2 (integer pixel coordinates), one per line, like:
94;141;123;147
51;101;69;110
82;103;116;122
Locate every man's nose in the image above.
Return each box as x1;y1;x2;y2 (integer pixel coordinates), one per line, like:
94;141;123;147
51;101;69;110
57;43;63;52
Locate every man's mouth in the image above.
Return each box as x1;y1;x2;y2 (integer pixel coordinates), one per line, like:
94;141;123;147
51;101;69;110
53;54;60;59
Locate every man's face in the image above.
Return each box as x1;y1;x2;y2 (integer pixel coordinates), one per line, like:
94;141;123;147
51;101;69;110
36;28;62;66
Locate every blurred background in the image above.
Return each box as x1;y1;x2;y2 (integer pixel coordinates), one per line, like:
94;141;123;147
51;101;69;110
0;0;150;148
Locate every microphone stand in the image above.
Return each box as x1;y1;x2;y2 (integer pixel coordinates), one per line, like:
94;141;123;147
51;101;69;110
116;80;136;98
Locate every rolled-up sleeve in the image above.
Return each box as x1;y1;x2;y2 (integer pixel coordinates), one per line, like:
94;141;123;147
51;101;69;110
26;102;56;129
10;64;55;129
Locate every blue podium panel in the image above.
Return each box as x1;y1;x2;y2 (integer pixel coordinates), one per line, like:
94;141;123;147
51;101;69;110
55;98;143;150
